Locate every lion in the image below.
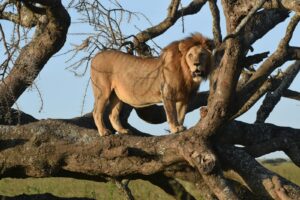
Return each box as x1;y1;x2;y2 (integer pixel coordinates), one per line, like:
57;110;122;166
91;33;215;136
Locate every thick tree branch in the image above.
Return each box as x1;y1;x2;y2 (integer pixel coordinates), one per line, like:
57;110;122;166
219;121;300;167
223;0;267;42
0;119;299;199
0;108;37;125
242;9;289;47
222;147;300;200
0;119;237;199
1;1;299;199
0;1;70;120
135;91;208;124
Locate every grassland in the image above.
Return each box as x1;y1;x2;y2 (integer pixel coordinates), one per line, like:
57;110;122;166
263;161;300;186
0;160;299;199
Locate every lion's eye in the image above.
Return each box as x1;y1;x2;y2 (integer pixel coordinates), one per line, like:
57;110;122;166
188;53;193;59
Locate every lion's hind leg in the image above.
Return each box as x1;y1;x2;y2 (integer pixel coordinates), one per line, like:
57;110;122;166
108;91;131;135
92;84;112;136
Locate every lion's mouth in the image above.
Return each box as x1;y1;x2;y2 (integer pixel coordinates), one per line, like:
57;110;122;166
192;69;206;78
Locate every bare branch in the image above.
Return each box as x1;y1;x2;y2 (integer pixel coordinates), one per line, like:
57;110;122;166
133;0;207;53
208;0;222;45
243;51;269;69
0;0;10;13
0;24;11;77
233;67;292;119
278;14;300;49
237;14;300;113
282;89;300;101
256;61;300;123
289;46;300;60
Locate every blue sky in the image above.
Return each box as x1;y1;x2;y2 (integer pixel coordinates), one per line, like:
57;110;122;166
12;1;299;158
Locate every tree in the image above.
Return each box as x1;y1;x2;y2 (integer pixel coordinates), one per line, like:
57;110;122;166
1;0;300;199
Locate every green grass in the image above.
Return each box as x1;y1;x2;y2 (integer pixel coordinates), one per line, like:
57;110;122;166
0;161;298;199
0;178;174;200
263;161;300;186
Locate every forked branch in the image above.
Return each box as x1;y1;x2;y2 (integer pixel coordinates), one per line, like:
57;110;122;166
237;14;300;114
256;61;300;123
223;0;267;41
133;0;207;53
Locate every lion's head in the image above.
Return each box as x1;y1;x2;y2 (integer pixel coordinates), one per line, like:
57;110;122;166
184;45;212;79
162;33;215;82
179;33;214;82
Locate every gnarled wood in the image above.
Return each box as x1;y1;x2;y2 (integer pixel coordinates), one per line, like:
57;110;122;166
0;1;70;118
0;119;299;199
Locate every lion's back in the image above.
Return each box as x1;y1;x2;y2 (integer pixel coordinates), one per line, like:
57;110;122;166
91;50;163;106
91;50;128;72
92;50;161;73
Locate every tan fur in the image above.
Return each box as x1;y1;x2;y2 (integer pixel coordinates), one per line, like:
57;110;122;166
91;33;214;136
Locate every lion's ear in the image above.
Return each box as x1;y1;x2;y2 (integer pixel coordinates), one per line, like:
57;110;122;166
178;42;186;53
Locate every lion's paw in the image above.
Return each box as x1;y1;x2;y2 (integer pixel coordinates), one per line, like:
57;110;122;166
100;129;113;137
171;125;186;134
118;129;132;135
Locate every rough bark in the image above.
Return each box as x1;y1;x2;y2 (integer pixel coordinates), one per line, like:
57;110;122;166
0;0;70;120
1;0;300;199
0;119;299;199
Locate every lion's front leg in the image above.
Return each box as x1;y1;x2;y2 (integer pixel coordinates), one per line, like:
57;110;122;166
176;101;188;127
161;86;186;134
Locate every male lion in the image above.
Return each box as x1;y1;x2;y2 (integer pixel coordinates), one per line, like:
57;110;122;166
91;33;214;136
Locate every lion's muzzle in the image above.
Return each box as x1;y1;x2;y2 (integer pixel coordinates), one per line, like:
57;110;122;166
192;64;206;78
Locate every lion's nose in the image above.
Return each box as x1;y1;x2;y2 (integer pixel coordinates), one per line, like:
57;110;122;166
194;63;201;70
